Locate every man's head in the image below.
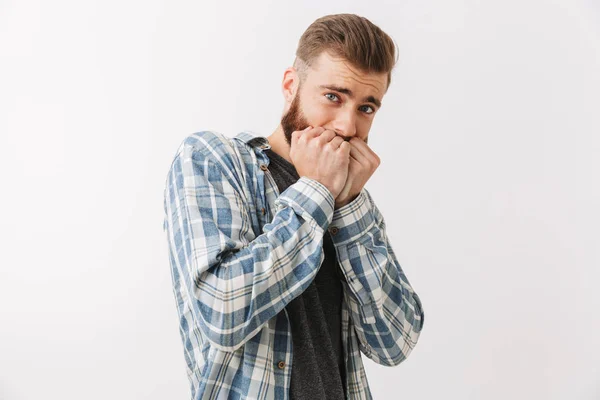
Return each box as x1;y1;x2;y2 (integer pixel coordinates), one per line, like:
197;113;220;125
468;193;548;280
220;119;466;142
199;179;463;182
280;14;397;146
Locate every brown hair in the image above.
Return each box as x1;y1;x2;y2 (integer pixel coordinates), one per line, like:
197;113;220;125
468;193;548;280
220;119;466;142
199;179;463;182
294;14;398;90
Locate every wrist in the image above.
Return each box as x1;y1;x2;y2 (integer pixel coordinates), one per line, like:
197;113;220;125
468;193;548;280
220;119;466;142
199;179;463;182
334;194;358;209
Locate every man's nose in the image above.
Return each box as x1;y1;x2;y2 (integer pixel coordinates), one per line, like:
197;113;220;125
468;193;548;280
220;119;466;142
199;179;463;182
332;111;357;140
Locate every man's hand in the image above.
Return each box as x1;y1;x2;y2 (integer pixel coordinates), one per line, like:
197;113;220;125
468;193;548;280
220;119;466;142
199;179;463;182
334;137;381;208
289;127;352;199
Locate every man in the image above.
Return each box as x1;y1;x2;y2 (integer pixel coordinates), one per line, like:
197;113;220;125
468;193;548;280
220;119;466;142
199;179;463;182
163;13;425;400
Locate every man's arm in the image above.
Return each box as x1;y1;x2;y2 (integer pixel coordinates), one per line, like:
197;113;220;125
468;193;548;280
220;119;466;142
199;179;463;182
329;188;425;366
163;134;334;352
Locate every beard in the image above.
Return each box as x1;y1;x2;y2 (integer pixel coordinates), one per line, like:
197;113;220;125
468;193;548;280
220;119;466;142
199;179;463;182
280;89;365;145
280;89;310;147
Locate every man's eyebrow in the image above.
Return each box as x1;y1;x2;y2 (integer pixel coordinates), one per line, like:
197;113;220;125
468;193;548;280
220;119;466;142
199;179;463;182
319;85;382;108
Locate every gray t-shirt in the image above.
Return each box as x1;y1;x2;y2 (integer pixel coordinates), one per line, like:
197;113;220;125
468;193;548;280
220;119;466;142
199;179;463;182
264;148;346;400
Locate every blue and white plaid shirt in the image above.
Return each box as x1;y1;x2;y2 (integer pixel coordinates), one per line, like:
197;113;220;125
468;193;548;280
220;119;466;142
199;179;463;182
163;130;425;399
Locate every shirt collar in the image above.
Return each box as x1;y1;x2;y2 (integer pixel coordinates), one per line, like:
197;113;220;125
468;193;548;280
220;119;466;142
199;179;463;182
233;131;272;150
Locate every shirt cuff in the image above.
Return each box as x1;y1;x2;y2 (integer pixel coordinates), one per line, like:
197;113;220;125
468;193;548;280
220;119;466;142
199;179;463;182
275;176;335;231
328;189;376;245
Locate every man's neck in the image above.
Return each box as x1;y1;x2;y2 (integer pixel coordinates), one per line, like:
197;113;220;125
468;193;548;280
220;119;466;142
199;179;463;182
266;126;293;165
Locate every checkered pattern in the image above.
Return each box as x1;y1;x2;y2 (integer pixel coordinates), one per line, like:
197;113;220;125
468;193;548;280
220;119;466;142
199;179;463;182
163;130;425;399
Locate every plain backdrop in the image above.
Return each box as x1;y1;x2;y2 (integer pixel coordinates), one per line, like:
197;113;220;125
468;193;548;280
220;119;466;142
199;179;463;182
0;0;598;399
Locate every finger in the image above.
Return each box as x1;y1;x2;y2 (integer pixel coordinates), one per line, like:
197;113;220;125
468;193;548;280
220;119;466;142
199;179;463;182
318;129;337;143
348;137;370;157
329;135;345;148
348;144;369;166
339;140;352;153
291;126;312;146
302;126;325;140
349;153;361;167
350;137;380;165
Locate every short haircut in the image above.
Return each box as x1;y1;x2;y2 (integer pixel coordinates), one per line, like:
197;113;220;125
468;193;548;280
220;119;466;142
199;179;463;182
294;13;398;90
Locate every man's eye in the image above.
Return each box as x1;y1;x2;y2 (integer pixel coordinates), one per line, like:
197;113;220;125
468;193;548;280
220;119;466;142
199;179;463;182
325;93;339;102
360;105;374;114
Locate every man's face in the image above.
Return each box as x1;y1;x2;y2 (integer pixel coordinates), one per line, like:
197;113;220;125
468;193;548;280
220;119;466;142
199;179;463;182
281;51;388;146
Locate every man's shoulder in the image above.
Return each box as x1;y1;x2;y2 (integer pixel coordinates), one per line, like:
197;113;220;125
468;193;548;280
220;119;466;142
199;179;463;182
170;130;262;181
172;130;254;165
175;130;236;158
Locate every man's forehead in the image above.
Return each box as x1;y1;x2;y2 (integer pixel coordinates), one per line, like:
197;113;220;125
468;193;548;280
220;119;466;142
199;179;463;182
307;52;387;96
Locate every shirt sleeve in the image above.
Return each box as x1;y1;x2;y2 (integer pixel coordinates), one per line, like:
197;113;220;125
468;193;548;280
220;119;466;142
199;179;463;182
329;188;425;366
163;142;334;352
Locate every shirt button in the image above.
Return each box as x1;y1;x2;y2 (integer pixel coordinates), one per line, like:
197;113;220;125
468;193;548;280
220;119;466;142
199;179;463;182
329;226;339;235
260;164;268;171
277;361;286;369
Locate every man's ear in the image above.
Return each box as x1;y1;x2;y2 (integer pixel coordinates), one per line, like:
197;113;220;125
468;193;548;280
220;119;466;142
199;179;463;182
281;67;299;105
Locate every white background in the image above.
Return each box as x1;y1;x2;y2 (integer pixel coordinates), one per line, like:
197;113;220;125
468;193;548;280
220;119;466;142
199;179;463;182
1;0;598;399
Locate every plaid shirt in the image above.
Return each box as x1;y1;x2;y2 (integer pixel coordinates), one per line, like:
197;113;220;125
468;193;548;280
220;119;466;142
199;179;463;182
163;130;425;400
